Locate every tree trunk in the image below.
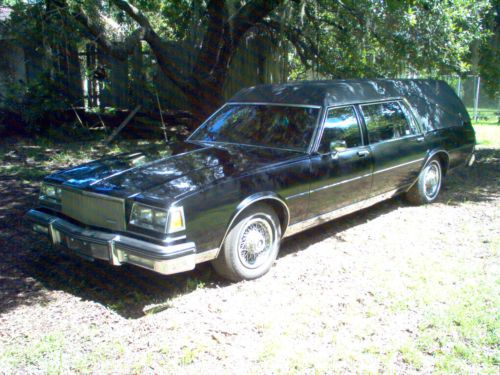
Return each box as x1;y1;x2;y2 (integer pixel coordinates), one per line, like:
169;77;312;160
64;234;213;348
130;43;145;108
73;0;284;126
47;0;84;106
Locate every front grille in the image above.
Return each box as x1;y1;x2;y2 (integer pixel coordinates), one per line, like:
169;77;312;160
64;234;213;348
61;188;126;231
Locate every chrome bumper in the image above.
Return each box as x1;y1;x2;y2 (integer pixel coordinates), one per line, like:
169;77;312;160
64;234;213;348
26;209;197;275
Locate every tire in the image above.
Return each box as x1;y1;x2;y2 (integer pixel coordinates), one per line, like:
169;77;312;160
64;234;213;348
405;159;443;205
212;204;281;282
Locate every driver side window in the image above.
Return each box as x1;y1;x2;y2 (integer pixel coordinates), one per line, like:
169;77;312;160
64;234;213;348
318;106;362;153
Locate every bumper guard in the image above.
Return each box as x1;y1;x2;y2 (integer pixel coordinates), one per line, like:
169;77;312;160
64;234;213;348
26;209;197;275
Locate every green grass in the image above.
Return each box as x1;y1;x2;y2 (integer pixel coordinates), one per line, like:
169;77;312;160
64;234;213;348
467;107;499;126
414;277;499;374
474;125;500;148
0;123;498;374
178;346;201;366
0;333;66;374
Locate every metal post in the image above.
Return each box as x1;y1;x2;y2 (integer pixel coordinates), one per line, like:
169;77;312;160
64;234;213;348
456;76;462;98
473;76;481;121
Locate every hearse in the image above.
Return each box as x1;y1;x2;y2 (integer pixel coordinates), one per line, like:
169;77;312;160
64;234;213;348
27;79;476;281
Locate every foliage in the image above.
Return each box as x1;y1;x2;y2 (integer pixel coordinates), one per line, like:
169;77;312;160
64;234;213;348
1;1;84;129
278;0;492;80
478;0;500;98
2;71;70;129
1;0;498;129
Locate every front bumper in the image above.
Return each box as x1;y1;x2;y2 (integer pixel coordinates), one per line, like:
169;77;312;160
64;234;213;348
26;209;197;275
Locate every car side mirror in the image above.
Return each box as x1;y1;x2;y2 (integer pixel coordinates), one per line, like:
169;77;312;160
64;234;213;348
330;140;347;154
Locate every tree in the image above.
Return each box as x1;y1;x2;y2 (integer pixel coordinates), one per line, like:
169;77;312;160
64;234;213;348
478;0;499;98
69;0;493;123
4;0;496;128
266;0;492;79
72;0;284;122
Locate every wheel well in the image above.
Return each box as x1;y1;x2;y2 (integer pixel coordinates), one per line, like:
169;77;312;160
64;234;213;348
261;199;289;235
432;152;450;176
230;199;289;237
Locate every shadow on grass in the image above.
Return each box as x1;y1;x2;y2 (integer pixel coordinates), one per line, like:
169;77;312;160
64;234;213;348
440;148;500;204
0;148;498;319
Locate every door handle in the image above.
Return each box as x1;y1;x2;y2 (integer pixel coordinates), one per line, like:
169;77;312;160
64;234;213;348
357;150;370;157
416;136;425;142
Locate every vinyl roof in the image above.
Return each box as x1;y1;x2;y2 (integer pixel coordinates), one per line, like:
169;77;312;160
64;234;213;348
229;79;469;130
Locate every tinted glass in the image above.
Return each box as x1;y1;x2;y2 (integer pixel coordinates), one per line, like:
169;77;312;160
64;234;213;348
190;105;319;151
361;102;417;143
319;107;362;153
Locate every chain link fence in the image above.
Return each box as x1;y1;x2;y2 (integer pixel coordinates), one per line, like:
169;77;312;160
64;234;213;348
441;75;499;125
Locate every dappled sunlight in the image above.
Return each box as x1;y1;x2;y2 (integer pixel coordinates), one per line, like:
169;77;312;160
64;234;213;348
1;141;498;319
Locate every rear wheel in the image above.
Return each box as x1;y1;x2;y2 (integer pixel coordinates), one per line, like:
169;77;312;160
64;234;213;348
212;204;281;282
405;159;443;205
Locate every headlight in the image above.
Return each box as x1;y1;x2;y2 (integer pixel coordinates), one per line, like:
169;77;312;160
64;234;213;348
39;183;62;204
130;204;185;233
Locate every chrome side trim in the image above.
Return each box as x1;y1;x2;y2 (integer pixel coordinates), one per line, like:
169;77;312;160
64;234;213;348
306;158;424;196
373;158;425;175
283;188;402;237
309;172;372;194
217;193;291;254
285;191;310;200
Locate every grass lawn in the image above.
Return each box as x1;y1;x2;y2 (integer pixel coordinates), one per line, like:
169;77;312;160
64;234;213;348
474;125;500;149
0;127;498;374
468;107;499;127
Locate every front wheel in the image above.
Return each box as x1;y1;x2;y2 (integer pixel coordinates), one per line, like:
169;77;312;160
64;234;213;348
212;204;281;282
405;159;443;205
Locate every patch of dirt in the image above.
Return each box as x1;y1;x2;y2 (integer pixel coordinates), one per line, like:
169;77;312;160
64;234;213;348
0;147;498;374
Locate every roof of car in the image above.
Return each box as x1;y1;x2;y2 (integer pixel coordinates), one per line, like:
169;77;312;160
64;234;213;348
228;79;469;131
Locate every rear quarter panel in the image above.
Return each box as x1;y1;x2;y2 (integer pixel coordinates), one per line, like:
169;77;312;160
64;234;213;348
424;125;475;169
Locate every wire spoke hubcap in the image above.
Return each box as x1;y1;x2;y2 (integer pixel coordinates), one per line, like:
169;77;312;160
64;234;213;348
238;218;273;269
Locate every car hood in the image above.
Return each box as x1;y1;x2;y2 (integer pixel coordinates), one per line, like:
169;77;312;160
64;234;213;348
46;142;304;202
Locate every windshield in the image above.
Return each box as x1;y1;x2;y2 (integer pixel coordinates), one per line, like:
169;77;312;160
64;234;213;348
189;104;320;151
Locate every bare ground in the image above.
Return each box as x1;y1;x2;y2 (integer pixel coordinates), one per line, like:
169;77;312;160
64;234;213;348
0;144;498;374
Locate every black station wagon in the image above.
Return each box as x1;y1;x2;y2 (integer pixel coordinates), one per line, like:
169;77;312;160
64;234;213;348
28;79;476;281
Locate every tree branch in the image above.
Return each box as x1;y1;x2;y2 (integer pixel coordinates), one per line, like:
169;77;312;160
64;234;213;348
230;0;284;46
107;0;190;94
263;19;314;69
109;0;153;29
192;0;228;81
73;8;145;60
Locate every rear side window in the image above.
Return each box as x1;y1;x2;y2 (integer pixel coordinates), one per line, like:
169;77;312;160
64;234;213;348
361;101;418;144
318;106;362;153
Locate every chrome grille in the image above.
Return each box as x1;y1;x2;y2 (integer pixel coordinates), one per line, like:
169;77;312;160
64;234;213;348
61;188;126;231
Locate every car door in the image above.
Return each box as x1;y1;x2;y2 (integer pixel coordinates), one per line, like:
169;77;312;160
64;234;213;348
307;106;374;217
359;100;427;197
